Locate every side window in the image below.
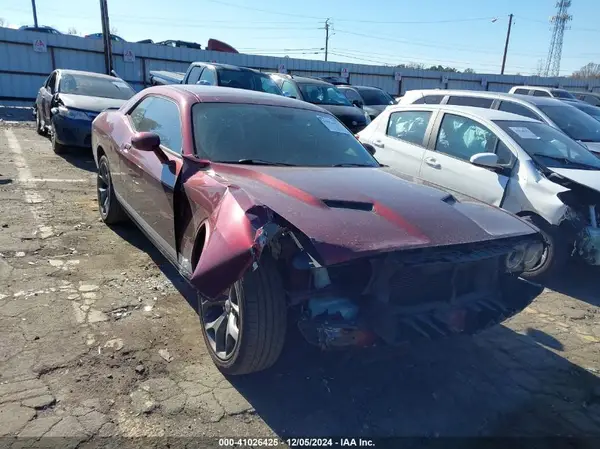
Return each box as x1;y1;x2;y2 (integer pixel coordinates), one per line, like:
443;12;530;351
187;66;204;84
281;81;300;98
447;96;493;108
421;95;443;104
386;111;432;146
435;114;499;161
129;97;183;153
199;68;217;86
47;72;57;93
514;88;529;95
495;141;516;167
533;90;551;97
342;88;362;104
498;101;541;120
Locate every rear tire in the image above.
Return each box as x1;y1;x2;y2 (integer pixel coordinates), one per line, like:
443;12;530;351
520;215;569;281
200;254;287;375
50;122;65;154
97;155;127;225
35;107;46;136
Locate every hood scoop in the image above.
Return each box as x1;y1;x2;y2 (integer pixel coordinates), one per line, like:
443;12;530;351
322;199;374;211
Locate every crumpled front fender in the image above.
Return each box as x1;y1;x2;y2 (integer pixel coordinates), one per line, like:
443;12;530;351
190;191;279;300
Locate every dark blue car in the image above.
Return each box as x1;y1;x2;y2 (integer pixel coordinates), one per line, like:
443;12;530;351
34;69;135;153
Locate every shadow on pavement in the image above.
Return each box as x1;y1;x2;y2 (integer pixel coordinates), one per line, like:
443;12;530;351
57;146;99;173
232;327;600;437
108;223;199;312
525;328;564;351
108;222;600;438
543;263;600;307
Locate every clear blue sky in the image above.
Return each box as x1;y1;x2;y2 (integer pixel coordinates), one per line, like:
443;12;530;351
1;0;599;76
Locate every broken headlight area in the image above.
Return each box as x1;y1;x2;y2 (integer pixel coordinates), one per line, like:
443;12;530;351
505;241;546;273
576;227;600;265
286;237;544;349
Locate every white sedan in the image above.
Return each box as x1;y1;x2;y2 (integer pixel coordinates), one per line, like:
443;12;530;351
357;104;600;279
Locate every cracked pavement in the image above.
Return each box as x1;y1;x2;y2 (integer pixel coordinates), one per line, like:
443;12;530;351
2;122;600;445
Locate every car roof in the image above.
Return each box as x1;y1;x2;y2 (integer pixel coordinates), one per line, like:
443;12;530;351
284;75;333;86
570;90;600;98
198;62;262;73
391;104;539;122
171;85;328;112
57;69;123;81
406;89;567;107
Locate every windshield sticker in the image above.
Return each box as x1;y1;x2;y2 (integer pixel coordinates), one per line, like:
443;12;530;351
317;114;349;134
112;81;129;89
509;126;540;139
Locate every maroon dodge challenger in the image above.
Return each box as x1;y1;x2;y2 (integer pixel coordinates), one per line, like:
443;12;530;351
92;85;545;375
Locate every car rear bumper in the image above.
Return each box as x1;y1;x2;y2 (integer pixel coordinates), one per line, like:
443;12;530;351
52;116;93;148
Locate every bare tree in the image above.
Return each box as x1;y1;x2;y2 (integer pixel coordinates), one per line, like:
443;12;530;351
110;25;118;35
572;62;600;79
67;27;79;35
0;17;6;27
463;68;476;74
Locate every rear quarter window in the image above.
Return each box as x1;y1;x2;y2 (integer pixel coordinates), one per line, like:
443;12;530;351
447;96;493;108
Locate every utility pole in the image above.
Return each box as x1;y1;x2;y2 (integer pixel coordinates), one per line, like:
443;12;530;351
500;13;513;75
31;0;38;27
99;0;113;74
324;18;330;62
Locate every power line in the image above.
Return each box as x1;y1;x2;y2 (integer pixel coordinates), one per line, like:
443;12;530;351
206;0;323;19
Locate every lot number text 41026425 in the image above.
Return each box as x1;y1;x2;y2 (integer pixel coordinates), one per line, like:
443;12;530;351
218;438;376;447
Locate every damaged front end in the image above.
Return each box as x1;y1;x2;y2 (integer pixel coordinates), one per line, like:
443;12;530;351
188;194;544;351
553;180;600;266
291;236;544;349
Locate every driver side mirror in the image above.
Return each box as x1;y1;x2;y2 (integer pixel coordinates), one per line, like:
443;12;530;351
362;143;376;156
352;100;363;109
131;132;169;163
50;93;60;107
283;92;297;99
470;152;499;168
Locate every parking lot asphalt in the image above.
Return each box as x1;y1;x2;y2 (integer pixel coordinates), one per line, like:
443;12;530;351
2;122;600;444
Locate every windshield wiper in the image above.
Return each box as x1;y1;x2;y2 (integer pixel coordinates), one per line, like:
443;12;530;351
532;154;597;169
234;159;296;166
331;163;376;167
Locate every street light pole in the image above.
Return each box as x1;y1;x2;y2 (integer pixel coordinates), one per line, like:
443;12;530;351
31;0;39;27
501;13;514;75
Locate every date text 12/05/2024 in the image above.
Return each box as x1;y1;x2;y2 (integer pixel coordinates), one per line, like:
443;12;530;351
218;438;376;447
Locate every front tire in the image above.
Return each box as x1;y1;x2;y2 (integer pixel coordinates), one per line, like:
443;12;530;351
521;215;569;281
35;107;46;136
200;254;287;375
97;155;127;225
50;122;65;154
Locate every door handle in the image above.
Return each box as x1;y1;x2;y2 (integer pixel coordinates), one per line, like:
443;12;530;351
123;143;132;151
373;139;384;148
424;157;440;168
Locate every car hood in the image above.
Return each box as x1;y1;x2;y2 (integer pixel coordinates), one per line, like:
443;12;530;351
549;167;600;192
581;141;600;154
58;94;127;113
364;105;387;117
211;165;537;266
316;105;367;127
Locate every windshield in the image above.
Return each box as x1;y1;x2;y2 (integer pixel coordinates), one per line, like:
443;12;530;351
58;74;135;100
538;104;600;142
217;69;282;95
551;89;575;99
298;83;352;106
572;103;600;122
356;88;395;106
494;120;600;170
192;103;378;167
